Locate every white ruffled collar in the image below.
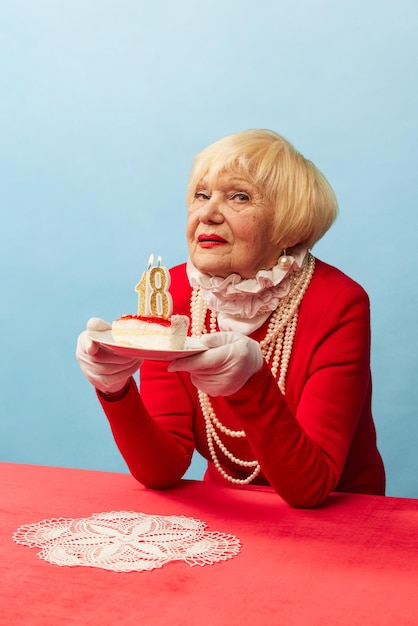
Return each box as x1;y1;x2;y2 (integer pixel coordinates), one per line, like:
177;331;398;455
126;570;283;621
186;246;309;335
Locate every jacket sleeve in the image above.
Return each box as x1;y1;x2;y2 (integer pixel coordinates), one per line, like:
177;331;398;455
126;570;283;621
97;361;197;489
213;284;372;508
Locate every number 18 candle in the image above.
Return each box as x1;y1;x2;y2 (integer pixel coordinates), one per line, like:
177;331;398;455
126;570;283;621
135;254;173;319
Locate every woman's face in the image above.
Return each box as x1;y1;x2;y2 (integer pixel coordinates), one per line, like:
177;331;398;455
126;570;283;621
187;173;279;278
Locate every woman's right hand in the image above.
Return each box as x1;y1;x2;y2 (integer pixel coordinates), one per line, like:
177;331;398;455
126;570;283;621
76;317;143;394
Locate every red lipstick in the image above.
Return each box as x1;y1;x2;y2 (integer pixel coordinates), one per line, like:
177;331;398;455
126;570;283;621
197;233;227;247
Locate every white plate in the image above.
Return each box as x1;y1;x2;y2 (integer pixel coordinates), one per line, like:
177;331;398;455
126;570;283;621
88;330;207;361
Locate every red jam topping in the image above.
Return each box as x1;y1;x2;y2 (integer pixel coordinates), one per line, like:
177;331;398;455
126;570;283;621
119;314;171;327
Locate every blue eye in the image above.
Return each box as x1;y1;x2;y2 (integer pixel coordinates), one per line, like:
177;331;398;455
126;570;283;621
230;192;250;202
195;190;210;200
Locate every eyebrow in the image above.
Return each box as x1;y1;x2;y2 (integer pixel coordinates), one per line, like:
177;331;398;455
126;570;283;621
197;177;253;190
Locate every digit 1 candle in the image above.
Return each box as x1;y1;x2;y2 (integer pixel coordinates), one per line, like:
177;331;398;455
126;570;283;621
135;254;173;319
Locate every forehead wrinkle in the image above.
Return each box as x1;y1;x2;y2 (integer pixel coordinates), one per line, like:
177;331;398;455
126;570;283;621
197;175;257;192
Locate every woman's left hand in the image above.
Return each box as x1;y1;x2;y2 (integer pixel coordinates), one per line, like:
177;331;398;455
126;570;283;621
168;331;264;396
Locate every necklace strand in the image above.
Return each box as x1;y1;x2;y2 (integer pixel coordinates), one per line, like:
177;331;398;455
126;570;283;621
190;253;315;485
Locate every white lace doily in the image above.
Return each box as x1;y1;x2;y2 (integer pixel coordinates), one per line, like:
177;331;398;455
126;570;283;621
13;511;241;573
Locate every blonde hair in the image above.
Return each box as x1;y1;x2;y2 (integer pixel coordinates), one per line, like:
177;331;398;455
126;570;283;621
186;129;338;249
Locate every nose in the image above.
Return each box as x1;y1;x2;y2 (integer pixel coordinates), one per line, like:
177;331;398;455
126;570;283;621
198;195;224;224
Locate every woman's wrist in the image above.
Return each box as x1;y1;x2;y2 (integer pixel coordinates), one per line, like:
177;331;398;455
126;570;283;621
98;379;131;402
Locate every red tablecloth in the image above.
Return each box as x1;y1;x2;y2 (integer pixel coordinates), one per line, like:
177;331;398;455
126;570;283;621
1;462;417;625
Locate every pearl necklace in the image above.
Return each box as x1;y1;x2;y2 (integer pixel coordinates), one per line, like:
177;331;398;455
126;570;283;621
190;253;315;485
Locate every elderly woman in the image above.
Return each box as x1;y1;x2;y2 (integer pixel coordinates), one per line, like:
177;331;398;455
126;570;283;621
76;129;385;508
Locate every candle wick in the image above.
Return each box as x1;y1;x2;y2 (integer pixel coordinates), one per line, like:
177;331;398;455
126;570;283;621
147;253;154;269
157;256;162;267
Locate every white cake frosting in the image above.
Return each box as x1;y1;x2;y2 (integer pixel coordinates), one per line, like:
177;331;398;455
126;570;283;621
112;314;189;350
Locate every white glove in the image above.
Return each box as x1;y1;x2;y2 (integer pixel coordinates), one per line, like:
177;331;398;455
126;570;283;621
76;317;143;394
168;331;264;396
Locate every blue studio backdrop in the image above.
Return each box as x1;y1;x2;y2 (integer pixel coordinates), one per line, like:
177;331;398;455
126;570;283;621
1;0;417;497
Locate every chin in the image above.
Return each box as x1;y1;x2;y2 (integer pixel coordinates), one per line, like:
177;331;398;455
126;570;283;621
192;260;228;278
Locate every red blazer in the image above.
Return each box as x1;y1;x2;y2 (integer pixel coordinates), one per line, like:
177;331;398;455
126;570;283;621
99;259;385;508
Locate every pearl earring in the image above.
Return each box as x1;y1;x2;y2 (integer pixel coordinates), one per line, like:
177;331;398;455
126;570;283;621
278;249;293;270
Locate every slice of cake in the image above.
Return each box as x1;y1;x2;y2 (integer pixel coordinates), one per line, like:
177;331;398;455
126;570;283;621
112;314;189;350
